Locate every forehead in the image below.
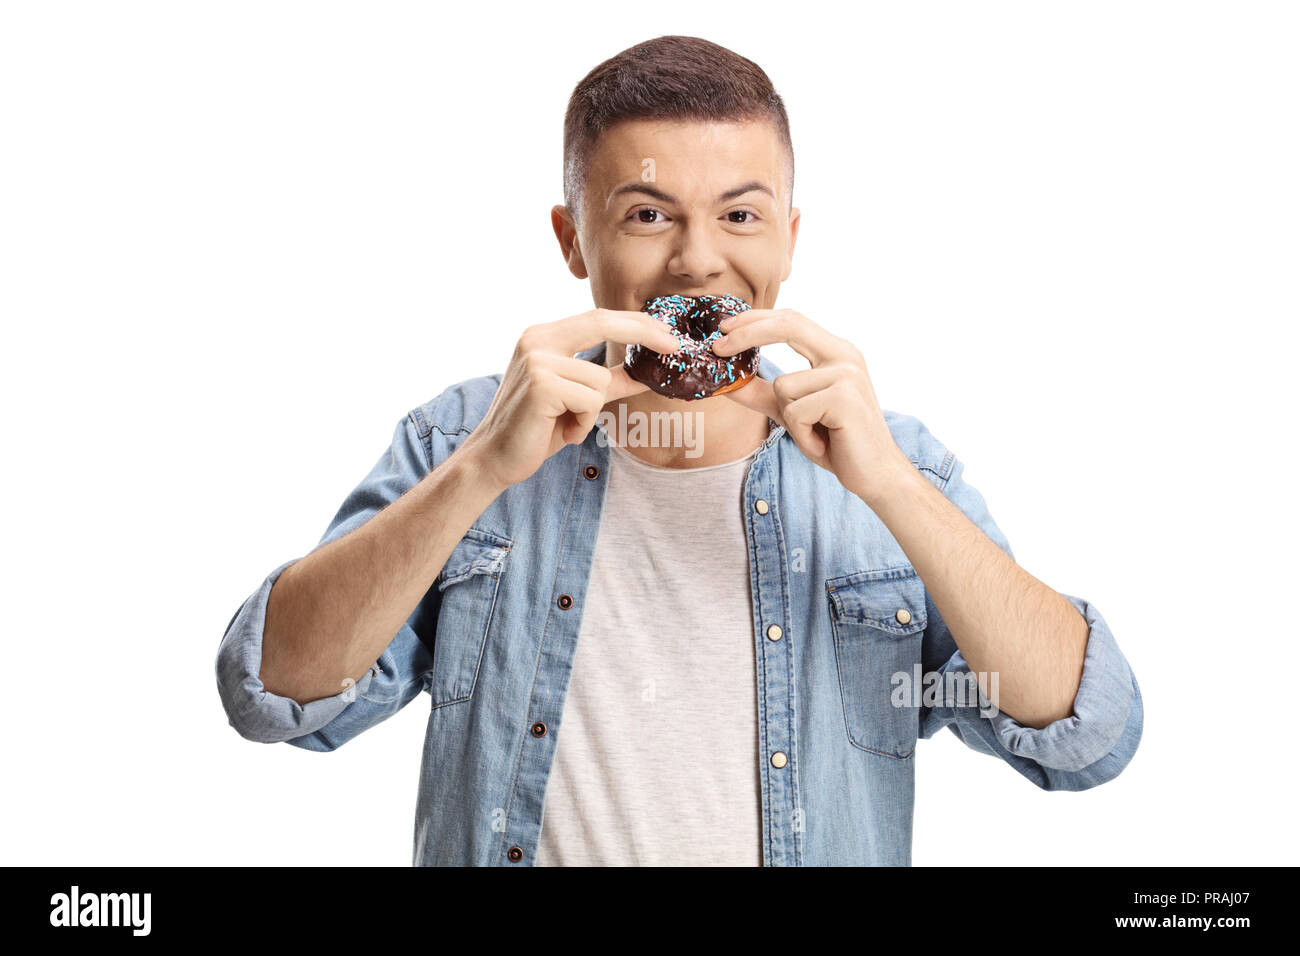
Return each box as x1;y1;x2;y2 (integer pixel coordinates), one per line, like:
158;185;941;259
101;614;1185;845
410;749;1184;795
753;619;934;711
587;117;786;200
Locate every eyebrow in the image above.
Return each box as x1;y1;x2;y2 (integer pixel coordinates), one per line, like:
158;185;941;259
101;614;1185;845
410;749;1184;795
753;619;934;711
606;180;775;208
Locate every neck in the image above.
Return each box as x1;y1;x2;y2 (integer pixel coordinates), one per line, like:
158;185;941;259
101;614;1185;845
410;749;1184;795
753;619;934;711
600;340;772;468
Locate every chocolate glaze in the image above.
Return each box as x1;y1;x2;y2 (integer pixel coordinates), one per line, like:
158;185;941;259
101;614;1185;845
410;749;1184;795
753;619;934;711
624;293;760;400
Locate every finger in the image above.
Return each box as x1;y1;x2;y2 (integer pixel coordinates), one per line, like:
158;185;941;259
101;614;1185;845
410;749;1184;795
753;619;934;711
604;365;650;402
716;308;769;333
542;375;605;422
782;389;833;458
545;309;681;355
537;354;615;392
712;312;839;366
722;375;785;427
535;353;651;403
712;312;837;364
771;366;840;403
563;405;602;445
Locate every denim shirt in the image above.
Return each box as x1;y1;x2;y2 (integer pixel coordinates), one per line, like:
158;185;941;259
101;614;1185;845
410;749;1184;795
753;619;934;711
216;344;1143;866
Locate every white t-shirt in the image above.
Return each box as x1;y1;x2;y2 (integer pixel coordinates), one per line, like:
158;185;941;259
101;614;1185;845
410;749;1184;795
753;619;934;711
534;432;764;866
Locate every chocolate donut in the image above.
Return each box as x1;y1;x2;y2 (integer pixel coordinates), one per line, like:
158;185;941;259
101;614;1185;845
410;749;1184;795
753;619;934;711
624;293;760;401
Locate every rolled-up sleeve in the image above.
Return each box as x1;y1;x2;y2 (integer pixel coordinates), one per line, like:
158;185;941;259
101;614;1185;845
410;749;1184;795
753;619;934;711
217;559;384;744
981;593;1139;772
926;593;1144;789
215;412;436;750
910;425;1143;790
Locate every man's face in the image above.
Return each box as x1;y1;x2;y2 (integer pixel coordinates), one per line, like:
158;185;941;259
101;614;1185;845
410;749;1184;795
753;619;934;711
553;117;800;360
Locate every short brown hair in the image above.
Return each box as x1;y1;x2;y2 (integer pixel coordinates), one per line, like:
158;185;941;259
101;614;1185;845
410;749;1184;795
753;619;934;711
563;35;794;225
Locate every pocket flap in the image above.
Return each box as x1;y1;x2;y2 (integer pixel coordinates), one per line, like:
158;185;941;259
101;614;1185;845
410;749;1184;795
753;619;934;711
436;528;513;592
826;567;927;633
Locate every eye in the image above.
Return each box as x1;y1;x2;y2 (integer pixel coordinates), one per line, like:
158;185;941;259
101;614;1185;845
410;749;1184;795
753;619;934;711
628;207;669;224
725;209;761;225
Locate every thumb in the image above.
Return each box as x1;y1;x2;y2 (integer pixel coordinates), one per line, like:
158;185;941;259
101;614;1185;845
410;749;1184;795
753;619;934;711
723;376;785;428
605;366;650;402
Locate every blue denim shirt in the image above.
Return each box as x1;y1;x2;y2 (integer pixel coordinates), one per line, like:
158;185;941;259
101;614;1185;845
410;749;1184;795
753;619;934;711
216;344;1143;866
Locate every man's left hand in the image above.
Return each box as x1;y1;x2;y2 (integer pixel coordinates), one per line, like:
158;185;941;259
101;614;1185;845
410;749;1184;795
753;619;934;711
712;308;912;504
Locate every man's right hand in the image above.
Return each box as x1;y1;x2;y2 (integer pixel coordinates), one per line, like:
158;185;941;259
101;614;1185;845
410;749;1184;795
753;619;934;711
458;309;681;489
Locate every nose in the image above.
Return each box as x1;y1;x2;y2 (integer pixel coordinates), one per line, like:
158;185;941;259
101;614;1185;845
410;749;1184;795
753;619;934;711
667;219;726;285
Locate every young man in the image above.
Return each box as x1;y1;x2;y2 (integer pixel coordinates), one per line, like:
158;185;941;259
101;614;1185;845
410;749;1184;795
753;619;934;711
216;35;1143;866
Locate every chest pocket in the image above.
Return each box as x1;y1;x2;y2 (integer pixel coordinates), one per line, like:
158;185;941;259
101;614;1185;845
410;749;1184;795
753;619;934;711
826;567;928;759
429;527;512;708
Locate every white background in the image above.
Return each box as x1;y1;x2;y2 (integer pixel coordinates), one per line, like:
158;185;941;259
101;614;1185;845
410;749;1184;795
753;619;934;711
2;1;1296;866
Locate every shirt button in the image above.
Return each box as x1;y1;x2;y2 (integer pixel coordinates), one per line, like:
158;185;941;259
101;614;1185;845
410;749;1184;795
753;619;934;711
557;594;573;610
583;465;600;480
530;721;547;738
895;608;912;625
766;624;783;641
770;751;788;769
754;499;769;515
507;846;524;862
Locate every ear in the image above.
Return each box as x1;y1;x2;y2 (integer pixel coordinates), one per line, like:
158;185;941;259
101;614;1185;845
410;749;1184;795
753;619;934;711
781;206;801;282
551;205;589;279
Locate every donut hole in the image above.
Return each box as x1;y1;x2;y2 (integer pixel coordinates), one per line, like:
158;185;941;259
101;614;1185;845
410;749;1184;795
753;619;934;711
682;308;716;341
680;297;739;344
